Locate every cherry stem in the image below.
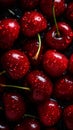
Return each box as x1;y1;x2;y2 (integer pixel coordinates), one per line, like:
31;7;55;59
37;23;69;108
0;84;31;91
8;9;15;16
24;114;37;119
0;70;6;76
53;5;60;36
33;33;41;60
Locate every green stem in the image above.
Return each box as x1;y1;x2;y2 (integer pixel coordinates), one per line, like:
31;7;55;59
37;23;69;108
0;70;6;76
33;34;41;60
8;9;15;16
53;5;60;36
24;114;38;119
0;84;31;91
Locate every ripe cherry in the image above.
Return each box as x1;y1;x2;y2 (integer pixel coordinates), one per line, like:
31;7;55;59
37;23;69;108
3;92;26;121
0;19;20;49
38;99;62;126
2;50;30;80
43;50;68;77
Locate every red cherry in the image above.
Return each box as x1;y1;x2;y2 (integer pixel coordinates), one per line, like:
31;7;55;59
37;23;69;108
54;75;73;101
20;0;39;10
69;54;73;74
3;92;26;121
0;19;20;49
27;70;53;102
40;0;66;18
20;11;47;37
0;122;9;130
43;50;68;77
46;22;73;50
64;105;73;130
0;0;16;8
0;75;6;93
38;99;62;126
66;2;73;21
14;118;40;130
23;39;43;66
2;50;30;80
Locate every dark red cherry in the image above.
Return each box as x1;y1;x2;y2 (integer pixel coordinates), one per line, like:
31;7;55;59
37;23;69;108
69;54;73;74
2;50;30;80
64;105;73;130
38;99;62;126
43;50;68;77
20;0;39;10
0;19;20;49
66;2;73;21
23;39;43;66
20;11;47;37
54;75;73;101
3;92;26;121
0;122;9;130
46;22;73;50
40;0;66;18
14;118;40;130
27;70;53;102
0;0;16;8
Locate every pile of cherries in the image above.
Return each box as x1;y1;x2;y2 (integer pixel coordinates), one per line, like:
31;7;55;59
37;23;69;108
0;0;73;130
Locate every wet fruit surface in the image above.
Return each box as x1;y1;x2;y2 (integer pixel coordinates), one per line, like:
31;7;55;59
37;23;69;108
0;0;73;130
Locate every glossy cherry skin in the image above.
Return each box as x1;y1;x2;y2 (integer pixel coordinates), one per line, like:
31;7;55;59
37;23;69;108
64;105;73;130
23;39;43;66
46;22;73;50
69;54;73;74
20;0;39;10
0;122;9;130
38;99;62;126
40;0;66;18
0;0;16;8
0;19;20;49
43;50;68;77
20;11;47;37
66;2;73;21
14;118;40;130
27;70;53;102
2;50;30;80
3;92;26;121
54;75;73;101
0;75;6;93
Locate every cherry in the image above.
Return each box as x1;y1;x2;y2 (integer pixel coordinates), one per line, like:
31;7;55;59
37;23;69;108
0;122;9;130
38;99;62;126
40;0;66;18
69;54;73;74
0;19;20;49
54;75;73;101
14;118;40;130
20;0;39;10
64;105;73;130
20;11;47;37
2;50;30;80
66;2;73;21
23;34;43;66
0;75;6;93
3;92;26;121
46;22;73;50
43;50;68;77
0;0;16;8
27;70;53;102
